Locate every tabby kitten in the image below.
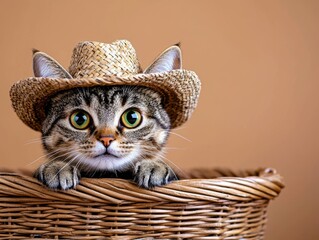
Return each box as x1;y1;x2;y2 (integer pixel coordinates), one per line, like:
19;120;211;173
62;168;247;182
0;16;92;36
33;46;181;190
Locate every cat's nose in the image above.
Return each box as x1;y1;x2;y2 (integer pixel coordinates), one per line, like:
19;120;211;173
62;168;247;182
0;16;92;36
99;136;115;147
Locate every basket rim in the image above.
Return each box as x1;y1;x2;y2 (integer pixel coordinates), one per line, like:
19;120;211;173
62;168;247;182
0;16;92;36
0;168;284;204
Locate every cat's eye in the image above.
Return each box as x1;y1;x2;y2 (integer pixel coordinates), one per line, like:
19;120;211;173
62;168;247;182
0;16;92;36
121;109;142;129
70;110;91;130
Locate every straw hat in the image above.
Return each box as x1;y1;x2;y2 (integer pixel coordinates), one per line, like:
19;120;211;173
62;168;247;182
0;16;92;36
10;40;201;131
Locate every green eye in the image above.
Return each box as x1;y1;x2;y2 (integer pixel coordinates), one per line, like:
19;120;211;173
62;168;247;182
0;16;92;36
121;109;142;129
70;111;91;130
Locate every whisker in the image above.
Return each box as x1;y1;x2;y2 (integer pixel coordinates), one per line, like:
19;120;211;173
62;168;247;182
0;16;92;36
169;131;192;142
28;147;67;166
25;136;53;145
157;157;184;180
139;147;186;178
28;154;48;166
32;147;80;168
48;153;80;184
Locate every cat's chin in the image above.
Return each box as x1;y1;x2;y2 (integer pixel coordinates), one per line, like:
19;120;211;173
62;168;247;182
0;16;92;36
79;150;139;171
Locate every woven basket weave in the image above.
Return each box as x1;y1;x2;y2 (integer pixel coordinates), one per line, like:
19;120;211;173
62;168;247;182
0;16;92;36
0;168;284;239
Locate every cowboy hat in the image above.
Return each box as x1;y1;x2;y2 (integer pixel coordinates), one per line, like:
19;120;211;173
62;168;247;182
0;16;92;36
10;40;201;131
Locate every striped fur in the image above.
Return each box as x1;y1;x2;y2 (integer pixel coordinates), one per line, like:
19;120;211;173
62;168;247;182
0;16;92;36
34;86;177;190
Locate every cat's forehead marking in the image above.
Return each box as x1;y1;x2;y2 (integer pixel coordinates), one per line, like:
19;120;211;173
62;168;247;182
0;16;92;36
94;91;124;127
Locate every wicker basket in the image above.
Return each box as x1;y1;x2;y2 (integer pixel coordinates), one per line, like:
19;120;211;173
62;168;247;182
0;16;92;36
0;168;284;239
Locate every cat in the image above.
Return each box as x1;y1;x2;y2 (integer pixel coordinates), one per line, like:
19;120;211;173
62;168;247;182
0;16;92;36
33;45;182;190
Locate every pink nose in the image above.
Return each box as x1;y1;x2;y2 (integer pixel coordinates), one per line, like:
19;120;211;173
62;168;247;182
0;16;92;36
99;136;115;147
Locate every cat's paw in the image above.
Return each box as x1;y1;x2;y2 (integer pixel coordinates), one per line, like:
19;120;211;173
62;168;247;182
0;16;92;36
34;161;80;190
133;160;177;189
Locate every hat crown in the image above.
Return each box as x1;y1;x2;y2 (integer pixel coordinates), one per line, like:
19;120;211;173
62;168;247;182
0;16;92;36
69;40;142;78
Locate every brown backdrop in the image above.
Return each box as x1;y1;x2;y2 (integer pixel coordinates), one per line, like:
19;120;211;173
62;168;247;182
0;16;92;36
1;0;318;239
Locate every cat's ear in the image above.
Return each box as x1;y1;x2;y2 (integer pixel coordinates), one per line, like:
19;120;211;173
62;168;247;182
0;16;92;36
144;43;182;74
33;49;72;78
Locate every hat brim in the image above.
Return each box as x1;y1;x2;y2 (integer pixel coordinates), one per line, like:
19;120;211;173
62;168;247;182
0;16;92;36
10;69;201;131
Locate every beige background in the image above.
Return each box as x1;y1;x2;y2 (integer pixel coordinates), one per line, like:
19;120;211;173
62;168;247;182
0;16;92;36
1;0;318;239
